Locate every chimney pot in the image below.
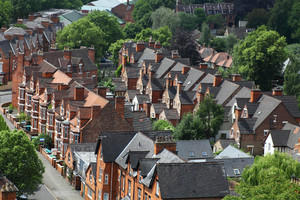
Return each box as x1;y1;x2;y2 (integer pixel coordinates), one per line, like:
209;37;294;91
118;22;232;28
272;87;283;96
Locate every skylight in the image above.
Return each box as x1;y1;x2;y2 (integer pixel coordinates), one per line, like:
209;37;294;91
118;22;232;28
189;151;195;157
202;152;207;156
234;169;240;175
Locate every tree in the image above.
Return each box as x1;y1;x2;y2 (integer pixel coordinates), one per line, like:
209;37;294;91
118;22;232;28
177;12;198;31
13;23;27;29
0;130;45;195
268;0;297;44
209;37;227;52
205;14;225;29
151;6;180;34
224;152;300;200
135;26;172;47
173;95;224;140
173;112;202;140
0;0;13;28
246;8;269;29
32;133;53;150
87;11;124;51
42;0;83;10
56;17;106;58
10;0;41;19
198;22;211;46
233;26;287;91
283;44;300;108
194;8;206;30
288;2;300;43
0;114;9;131
225;33;239;53
195;95;224;139
115;64;122;77
123;23;142;39
153;120;174;131
108;39;127;66
171;29;200;65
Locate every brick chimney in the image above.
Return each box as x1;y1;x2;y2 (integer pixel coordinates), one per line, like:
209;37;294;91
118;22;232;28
272;87;283;96
177;81;183;95
235;107;242;121
17;19;23;24
136;41;145;52
50;43;58;52
232;74;242;82
88;46;95;63
74;86;85;101
182;66;189;74
115;96;125;119
155;49;163;63
64;47;72;60
41;20;49;29
154;41;161;49
199;63;208;69
37;50;44;64
143;101;151;118
166;75;172;90
250;86;261;103
154;136;177;154
0;182;18;200
28;13;34;21
172;50;179;59
51;14;60;24
97;86;107;99
213;73;223;87
42;71;53;78
149;36;154;47
91;105;101;119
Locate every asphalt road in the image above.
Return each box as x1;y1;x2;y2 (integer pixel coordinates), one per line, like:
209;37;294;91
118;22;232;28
0;90;82;200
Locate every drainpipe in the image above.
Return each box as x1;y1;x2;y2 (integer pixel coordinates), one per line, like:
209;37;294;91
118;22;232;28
110;163;113;200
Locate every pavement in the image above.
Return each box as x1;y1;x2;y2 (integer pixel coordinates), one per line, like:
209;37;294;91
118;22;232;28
0;90;83;200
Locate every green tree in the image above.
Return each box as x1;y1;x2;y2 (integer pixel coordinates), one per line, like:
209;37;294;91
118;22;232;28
13;23;27;29
209;37;227;52
0;114;9;131
135;26;172;47
283;44;300;108
173;112;202;140
195;95;224;139
10;0;41;19
225;33;239;53
233;26;287;91
205;14;225;29
153;120;174;131
198;22;211;46
177;12;198;31
0;0;13;27
151;6;180;34
42;0;83;10
0;130;45;195
288;2;300;43
115;64;122;77
56;17;106;58
32;133;53;150
224;152;300;200
268;0;296;43
246;8;269;29
87;11;124;52
194;8;206;30
123;22;142;39
100;77;115;92
108;39;127;65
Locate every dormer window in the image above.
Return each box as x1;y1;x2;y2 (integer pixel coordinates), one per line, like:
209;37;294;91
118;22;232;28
234;169;240;175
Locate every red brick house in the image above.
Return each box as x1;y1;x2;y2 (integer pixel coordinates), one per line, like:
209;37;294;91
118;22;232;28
0;174;18;200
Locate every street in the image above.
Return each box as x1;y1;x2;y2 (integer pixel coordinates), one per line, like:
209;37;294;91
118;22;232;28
0;90;83;200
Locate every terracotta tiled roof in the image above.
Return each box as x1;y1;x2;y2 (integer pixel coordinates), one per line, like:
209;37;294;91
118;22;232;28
51;70;73;84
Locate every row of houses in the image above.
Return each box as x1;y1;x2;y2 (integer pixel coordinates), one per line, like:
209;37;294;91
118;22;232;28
62;130;255;200
116;40;300;156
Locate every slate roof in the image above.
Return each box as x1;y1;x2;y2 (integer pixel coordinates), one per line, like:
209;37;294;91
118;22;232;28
157;162;229;199
139;158;159;176
131;111;153;131
179;91;195;105
273;95;300;118
127;151;149;170
134;94;150;104
215;80;240;105
137;48;156;67
4;27;26;36
283;123;300;149
270;130;290;147
215;145;252;159
162;109;179;120
226;87;251;107
152;103;167;114
126;90;139;100
126;67;140;78
199;47;218;59
0;40;14;57
176;140;214;160
245;102;259;116
218;139;237;149
238;118;256;134
70;143;97;164
155;58;176;78
95;132;136;163
183;68;205;91
208;157;254;178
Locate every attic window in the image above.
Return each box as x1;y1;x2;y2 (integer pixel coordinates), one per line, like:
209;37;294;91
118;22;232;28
273;115;277;123
257;111;262;115
189;151;195;157
234;169;240;175
202;152;208;156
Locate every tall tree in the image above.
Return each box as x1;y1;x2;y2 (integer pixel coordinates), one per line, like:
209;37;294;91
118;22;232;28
87;11;124;51
0;114;9;131
0;0;13;27
198;22;211;46
108;39;127;65
56;17;106;58
171;29;200;65
283;44;300;108
209;37;227;52
0;130;45;195
194;8;206;30
151;6;180;34
173;112;202;140
268;0;296;44
224;152;300;200
288;2;300;43
246;8;269;29
233;26;287;91
205;14;225;29
177;12;198;31
10;0;41;19
123;22;142;39
135;26;172;47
